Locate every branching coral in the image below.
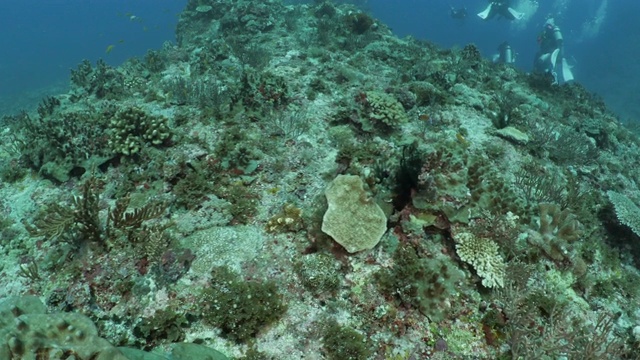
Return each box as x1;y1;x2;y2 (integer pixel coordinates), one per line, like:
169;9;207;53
455;232;505;288
25;177;168;250
607;190;640;237
363;91;408;128
108;106;172;155
24;177;102;244
525;203;582;261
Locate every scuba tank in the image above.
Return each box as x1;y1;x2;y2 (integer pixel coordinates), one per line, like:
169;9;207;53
498;42;515;64
552;26;563;43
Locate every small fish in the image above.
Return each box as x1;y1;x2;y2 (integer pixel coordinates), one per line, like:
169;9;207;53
419;114;430;121
105;45;115;54
456;133;470;146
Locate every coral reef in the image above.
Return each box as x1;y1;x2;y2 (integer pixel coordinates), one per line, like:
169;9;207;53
1;0;640;358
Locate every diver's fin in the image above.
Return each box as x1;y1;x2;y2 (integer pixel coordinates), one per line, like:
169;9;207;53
477;5;492;20
550;49;560;68
561;58;574;82
507;7;524;20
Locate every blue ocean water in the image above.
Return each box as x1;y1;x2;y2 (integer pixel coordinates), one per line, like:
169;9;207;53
0;0;185;113
1;0;638;120
366;0;640;120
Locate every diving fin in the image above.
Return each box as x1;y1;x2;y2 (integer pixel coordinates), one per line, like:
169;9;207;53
477;5;492;20
561;58;574;82
507;7;524;20
550;49;560;68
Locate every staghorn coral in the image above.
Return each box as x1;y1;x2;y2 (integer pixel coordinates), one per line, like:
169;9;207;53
70;59;126;100
9;108;112;182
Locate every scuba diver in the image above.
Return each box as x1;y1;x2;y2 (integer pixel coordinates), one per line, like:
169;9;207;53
533;17;574;84
493;41;516;64
477;0;524;21
450;6;468;20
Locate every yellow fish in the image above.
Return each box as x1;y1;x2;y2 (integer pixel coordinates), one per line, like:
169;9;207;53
105;45;115;54
456;133;470;147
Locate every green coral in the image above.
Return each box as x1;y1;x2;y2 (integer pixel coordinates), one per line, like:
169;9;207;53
294;253;341;294
201;266;287;342
322;321;372;360
108;106;171;155
364;91;408;129
376;242;464;322
525;203;582;261
134;309;188;350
